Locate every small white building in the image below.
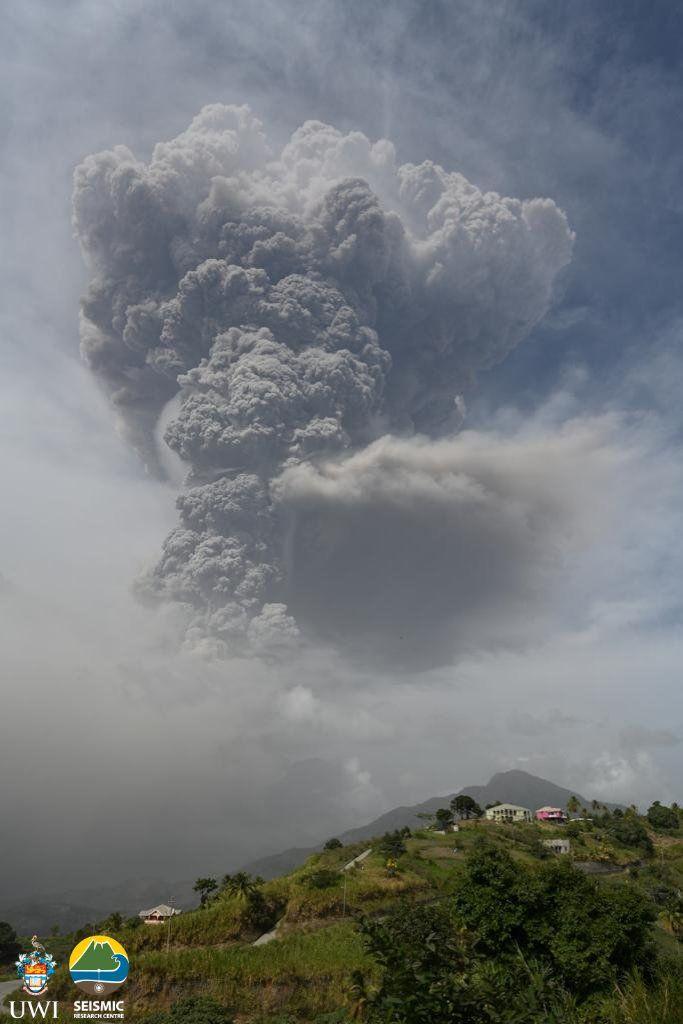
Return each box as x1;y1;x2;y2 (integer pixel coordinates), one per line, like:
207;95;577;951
485;803;533;824
139;904;181;925
433;823;460;835
543;838;571;855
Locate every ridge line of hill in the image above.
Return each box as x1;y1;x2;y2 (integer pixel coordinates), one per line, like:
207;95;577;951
239;768;620;879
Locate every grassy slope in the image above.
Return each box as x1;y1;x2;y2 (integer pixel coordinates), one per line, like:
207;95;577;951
26;819;683;1022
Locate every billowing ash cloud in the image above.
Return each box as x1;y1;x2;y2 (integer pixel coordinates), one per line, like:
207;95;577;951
275;424;620;667
73;104;573;662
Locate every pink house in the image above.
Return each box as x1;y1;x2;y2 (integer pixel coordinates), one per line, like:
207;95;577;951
535;806;567;823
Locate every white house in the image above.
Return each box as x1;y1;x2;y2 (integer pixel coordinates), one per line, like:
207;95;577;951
139;904;181;925
484;803;533;824
543;838;571;855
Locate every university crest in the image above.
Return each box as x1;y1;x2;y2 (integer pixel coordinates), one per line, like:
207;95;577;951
16;938;57;996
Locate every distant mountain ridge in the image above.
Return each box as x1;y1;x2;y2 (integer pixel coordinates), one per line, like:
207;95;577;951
241;769;617;878
0;770;615;931
0;877;196;936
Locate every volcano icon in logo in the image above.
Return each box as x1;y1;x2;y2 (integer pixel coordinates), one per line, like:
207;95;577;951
69;935;129;996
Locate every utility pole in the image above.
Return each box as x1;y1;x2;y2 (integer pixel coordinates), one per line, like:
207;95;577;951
167;896;175;954
342;872;347;917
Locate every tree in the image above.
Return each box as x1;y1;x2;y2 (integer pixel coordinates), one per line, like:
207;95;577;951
324;837;343;850
357;901;575;1023
452;841;655;999
647;801;679;831
0;921;20;965
378;830;407;858
221;872;262;901
451;794;482;820
434;807;454;830
605;814;653;855
193;877;218;907
358;902;484;1023
566;795;580;816
99;911;123;932
220;872;273;930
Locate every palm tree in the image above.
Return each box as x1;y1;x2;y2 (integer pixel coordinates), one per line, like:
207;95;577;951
222;872;262;901
566;795;580;816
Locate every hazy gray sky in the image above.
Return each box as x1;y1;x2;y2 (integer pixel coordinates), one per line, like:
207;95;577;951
2;0;683;901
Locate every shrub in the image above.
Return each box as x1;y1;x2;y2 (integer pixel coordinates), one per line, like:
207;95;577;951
647;801;680;831
358;901;483;1022
358;901;579;1022
605;815;653;854
305;869;341;890
378;830;407;858
453;841;655;998
144;996;233;1023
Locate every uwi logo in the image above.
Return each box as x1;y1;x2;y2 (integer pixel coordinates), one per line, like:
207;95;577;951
15;937;57;997
69;934;129;996
11;936;58;1018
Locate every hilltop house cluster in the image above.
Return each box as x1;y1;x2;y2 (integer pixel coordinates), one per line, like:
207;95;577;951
484;804;568;824
435;803;572;854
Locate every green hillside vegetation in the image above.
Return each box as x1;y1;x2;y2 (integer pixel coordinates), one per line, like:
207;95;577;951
9;800;683;1022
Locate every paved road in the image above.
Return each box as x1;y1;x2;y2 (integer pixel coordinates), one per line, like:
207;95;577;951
0;979;20;1014
341;847;372;872
253;918;282;945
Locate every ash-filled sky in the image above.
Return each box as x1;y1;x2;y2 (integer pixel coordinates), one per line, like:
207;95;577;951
2;0;683;900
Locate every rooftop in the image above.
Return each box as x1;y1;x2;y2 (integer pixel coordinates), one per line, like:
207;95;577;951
139;904;181;918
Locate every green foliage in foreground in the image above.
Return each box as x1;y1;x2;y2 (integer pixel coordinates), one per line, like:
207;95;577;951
144;996;234;1023
602;963;683;1024
356;843;659;1023
452;841;655;998
0;920;20;965
35;813;683;1022
358;901;580;1023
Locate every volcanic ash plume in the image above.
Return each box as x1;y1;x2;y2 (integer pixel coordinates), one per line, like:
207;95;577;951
73;104;573;662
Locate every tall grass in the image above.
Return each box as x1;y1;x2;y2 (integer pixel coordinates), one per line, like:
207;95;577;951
601;967;683;1024
129;923;372;1018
